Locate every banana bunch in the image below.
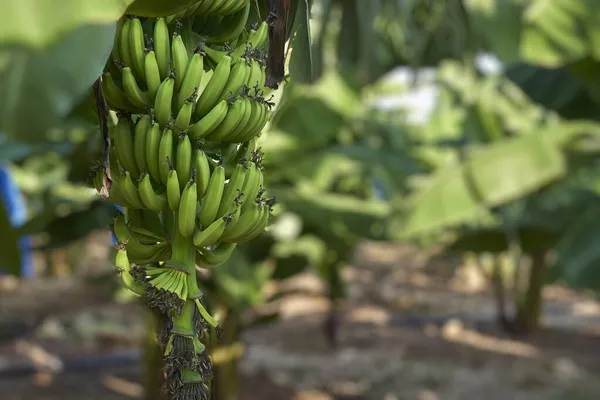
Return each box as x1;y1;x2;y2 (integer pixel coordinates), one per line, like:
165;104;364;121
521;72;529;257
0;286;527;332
95;8;280;399
102;17;272;143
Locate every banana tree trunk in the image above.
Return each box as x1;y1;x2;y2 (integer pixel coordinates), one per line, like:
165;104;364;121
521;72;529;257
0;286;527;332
144;310;167;400
515;250;546;334
210;307;242;400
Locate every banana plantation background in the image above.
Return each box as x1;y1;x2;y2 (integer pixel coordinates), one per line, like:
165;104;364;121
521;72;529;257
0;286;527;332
3;0;600;399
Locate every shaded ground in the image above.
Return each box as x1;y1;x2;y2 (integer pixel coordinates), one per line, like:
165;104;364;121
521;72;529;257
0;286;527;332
1;237;600;399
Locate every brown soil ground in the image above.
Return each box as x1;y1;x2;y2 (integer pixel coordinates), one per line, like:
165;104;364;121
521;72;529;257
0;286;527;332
1;234;600;400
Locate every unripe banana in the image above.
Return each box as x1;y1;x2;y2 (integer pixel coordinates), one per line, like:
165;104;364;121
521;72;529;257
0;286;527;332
113;115;141;178
113;213;132;243
247;21;268;49
177;177;198;238
129;17;146;81
145;120;162;183
205;0;232;14
109;177;134;208
176;132;193;187
171;23;189;92
195;148;211;198
119;17;134;69
232;99;263;143
206;96;246;141
154;71;175;127
221;199;242;236
240;161;262;210
216;60;248;103
195;55;232;118
174;89;197;132
239;198;272;242
121;65;151;108
121;170;145;209
195;242;237;267
193;215;230;248
133;114;152;173
193;0;218;15
220;197;261;242
197;162;225;227
115;244;145;295
246;58;263;88
144;50;162;99
223;95;253;142
101;72;138;112
153;17;171;80
176;48;205;110
167;168;181;210
216;159;247;218
188;99;228;141
126;239;171;264
139;172;168;212
205;2;250;44
158;126;175;184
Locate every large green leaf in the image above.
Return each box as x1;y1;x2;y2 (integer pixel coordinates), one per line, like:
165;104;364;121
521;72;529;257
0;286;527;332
549;202;600;290
0;0;131;49
0;23;115;142
269;186;390;243
466;0;600;67
400;132;567;237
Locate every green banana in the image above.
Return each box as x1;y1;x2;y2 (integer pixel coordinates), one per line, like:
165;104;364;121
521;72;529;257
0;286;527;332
109;177;134;208
176;48;204;110
195;148;211;198
119;17;134;69
247;21;268;49
216;158;247;218
129;17;146;81
195;242;237;267
174;90;197;132
223;94;253;142
197;162;225;227
127;239;171;264
171;23;190;92
245;58;263;88
128;225;167;243
113;115;141;178
220;197;261;242
121;65;151;108
167;168;181;210
145;120;162;183
178;178;198;238
206;96;246;141
238;198;271;242
205;2;250;44
115;244;145;295
154;70;175;127
121;170;145;209
188;99;228;141
231;98;262;143
113;213;132;243
139;172;168;212
144;50;162;99
153;17;171;80
239;159;262;210
158;126;175;185
195;55;232;117
176;132;193;187
133;114;152;173
216;59;248;103
101;72;138;112
221;200;242;236
193;215;230;248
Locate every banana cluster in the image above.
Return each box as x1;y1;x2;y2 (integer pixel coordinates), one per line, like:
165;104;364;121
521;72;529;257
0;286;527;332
102;16;272;145
93;8;278;399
